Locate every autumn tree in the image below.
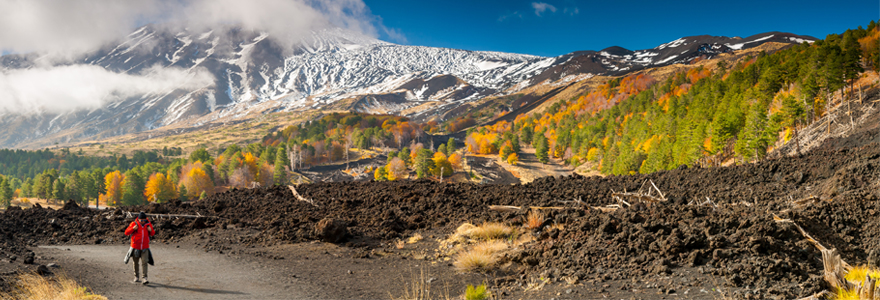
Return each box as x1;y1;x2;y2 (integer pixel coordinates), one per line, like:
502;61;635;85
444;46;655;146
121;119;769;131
448;153;463;171
430;152;453;178
386;157;408;181
144;173;176;203
507;153;519;165
102;171;124;206
374;166;388;181
229;167;254;189
181;162;214;199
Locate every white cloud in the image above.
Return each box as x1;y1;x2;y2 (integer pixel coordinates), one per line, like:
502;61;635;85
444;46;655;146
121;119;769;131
498;11;524;22
564;7;580;16
531;2;557;17
0;0;399;60
0;65;214;115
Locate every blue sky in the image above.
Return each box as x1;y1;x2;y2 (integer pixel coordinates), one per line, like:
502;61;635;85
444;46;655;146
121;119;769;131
365;0;880;57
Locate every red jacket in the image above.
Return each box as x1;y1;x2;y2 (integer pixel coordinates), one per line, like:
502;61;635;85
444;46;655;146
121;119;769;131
124;219;155;250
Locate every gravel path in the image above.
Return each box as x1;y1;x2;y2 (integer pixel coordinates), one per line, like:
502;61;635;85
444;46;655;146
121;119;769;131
36;244;317;300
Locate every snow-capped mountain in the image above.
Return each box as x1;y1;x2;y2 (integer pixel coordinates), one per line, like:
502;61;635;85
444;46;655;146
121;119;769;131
0;26;814;148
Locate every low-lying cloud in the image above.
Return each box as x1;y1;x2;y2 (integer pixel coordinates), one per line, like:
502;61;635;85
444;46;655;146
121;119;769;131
0;0;399;115
0;0;392;59
0;65;214;115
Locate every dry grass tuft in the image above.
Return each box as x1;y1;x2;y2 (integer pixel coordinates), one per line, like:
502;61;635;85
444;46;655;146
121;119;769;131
0;273;106;300
407;233;423;244
395;239;406;249
454;247;498;272
458;222;514;241
526;209;544;230
389;268;452;300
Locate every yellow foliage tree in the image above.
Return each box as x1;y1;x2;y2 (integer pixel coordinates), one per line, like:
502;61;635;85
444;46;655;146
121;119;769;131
430;152;453;177
181;162;214;199
506;153;519;165
102;171;124;206
144;173;176;203
243;152;259;182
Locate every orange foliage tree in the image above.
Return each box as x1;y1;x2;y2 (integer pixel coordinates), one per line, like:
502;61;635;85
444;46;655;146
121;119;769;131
101;171;124;206
144;173;176;203
448;153;463;171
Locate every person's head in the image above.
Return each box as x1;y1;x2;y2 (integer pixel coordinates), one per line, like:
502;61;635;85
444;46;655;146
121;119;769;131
138;212;147;220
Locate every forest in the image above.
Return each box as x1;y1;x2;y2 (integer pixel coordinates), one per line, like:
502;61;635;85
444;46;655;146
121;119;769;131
465;21;879;175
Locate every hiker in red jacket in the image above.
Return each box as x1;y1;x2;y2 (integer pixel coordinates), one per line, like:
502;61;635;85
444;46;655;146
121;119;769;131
124;212;155;285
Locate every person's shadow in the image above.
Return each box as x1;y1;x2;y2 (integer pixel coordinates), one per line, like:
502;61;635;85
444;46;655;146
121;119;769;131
146;283;246;295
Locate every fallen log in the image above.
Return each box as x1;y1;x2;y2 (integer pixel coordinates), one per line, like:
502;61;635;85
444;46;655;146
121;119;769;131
124;211;217;219
611;192;666;204
288;185;319;207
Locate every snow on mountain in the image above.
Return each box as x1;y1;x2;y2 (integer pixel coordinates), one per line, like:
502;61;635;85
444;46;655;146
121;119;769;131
0;26;816;148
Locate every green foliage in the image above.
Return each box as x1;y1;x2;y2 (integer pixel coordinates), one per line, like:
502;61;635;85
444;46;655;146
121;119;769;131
414;149;434;179
199;191;207;200
0;176;12;207
465;284;488;300
189;148;212;163
120;170;145;206
177;184;188;202
398;147;411;166
446;137;456;155
273;152;287;186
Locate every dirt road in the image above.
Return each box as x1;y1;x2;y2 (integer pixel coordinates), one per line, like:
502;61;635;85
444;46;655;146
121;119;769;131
36;244;319;300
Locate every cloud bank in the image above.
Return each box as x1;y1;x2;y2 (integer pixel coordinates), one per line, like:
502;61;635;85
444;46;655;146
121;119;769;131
0;65;214;115
0;0;397;115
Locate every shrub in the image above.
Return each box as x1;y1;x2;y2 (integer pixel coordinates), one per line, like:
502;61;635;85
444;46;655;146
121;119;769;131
526;209;544;230
465;284;488;300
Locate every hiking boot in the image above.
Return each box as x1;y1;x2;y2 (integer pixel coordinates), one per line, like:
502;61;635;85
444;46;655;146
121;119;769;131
133;277;141;283
142;277;149;285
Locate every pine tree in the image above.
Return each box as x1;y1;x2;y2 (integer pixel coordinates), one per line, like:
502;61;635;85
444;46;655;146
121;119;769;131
121;170;145;206
177;184;188;201
446;138;456;155
52;179;65;203
0;176;11;207
414;149;434;179
273;152;287;186
535;135;550;164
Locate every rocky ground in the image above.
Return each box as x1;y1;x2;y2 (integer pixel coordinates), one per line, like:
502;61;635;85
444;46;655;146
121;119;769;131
0;113;878;299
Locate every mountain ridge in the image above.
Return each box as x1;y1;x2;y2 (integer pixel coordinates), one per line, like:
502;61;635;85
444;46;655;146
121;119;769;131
0;25;815;148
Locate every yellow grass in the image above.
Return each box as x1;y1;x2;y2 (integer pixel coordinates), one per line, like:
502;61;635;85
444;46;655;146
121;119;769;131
453;248;498;272
834;287;860;300
407;233;423;244
844;265;880;283
456;222;514;241
0;273;106;300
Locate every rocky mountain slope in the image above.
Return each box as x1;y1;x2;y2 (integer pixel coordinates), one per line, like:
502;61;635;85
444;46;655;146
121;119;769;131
0;25;814;148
